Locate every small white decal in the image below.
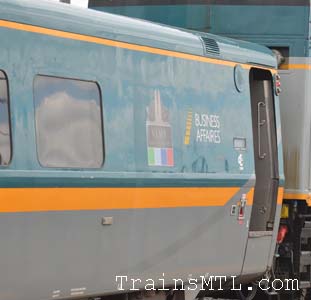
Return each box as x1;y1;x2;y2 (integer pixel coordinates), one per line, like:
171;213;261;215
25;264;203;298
52;290;61;298
238;153;244;171
70;287;86;296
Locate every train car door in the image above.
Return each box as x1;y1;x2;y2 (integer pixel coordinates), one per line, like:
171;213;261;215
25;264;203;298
249;68;279;231
241;68;279;276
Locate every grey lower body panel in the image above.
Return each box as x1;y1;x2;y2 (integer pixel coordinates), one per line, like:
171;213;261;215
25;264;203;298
242;234;272;276
0;197;252;300
242;204;282;277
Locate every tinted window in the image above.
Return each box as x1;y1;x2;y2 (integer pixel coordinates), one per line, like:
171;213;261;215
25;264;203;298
34;76;104;168
0;71;11;166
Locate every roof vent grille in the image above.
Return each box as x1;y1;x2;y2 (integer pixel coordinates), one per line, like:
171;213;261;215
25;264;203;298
201;37;220;56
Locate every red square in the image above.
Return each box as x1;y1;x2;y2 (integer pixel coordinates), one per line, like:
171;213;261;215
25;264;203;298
167;148;174;166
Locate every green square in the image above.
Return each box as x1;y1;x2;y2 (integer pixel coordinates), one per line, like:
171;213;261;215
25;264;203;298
148;148;155;165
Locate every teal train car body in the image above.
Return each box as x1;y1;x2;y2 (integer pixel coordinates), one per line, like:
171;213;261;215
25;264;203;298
89;0;311;297
0;1;283;300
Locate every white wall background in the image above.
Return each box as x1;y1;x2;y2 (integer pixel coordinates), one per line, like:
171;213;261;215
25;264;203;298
70;0;88;7
50;0;89;8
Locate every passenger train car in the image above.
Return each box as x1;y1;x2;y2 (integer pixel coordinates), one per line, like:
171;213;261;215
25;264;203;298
89;0;311;298
0;1;284;300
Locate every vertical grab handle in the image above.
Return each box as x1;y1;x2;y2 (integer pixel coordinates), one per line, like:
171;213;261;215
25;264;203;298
258;101;266;159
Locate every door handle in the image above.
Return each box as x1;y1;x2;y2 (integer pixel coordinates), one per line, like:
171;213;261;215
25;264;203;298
257;101;266;159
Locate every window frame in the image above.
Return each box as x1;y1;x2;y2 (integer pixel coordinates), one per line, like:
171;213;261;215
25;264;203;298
0;70;12;167
33;74;105;169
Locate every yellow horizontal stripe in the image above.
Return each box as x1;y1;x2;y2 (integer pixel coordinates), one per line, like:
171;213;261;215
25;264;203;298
283;193;310;200
284;192;311;207
0;186;287;214
0;19;275;72
0;186;286;213
278;187;284;204
280;64;311;70
248;187;254;205
0;187;243;213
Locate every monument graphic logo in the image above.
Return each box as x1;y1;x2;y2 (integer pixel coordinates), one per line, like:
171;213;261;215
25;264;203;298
146;90;174;167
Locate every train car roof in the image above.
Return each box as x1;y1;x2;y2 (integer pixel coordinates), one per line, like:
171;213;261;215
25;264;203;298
0;0;276;68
